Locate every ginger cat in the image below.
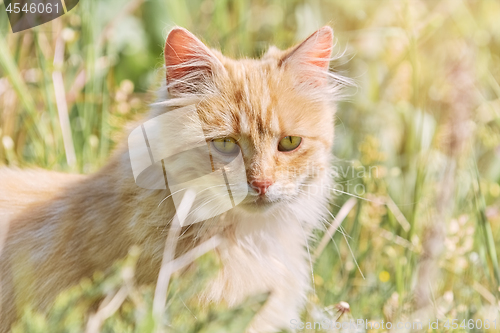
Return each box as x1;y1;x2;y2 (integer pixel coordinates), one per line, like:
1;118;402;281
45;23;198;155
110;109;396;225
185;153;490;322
0;26;344;332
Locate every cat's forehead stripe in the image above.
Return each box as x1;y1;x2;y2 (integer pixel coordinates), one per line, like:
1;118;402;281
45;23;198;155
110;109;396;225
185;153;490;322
223;61;281;137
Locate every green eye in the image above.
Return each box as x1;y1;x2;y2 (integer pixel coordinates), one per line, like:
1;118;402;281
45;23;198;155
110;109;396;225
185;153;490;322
278;136;302;152
212;138;239;154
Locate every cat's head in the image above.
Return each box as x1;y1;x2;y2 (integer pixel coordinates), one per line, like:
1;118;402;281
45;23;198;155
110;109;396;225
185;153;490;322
159;27;345;215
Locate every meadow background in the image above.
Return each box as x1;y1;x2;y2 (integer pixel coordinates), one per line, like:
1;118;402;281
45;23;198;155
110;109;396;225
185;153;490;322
1;0;500;332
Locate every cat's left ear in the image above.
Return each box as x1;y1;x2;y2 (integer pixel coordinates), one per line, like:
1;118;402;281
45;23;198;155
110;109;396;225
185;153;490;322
164;27;224;95
280;26;333;78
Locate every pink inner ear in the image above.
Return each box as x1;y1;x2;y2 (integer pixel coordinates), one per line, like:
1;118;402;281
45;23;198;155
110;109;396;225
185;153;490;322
301;27;334;70
164;28;212;84
308;32;333;69
283;26;334;71
280;26;334;87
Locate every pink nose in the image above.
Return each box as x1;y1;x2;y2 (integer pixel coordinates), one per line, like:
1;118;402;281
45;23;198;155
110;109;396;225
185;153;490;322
250;179;273;196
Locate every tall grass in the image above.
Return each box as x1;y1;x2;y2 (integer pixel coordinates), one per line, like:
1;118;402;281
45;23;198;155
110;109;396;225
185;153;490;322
1;0;500;331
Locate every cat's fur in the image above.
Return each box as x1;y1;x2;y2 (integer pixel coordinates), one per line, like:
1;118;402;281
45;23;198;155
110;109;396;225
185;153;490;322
0;26;344;332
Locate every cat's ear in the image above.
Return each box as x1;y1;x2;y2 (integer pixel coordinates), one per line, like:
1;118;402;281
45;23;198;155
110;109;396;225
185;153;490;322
164;27;223;95
280;26;333;82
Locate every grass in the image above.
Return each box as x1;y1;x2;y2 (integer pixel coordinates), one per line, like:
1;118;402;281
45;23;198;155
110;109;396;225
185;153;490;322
1;0;500;331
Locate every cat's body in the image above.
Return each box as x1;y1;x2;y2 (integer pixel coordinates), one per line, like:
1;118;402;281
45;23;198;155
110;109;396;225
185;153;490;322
0;26;343;332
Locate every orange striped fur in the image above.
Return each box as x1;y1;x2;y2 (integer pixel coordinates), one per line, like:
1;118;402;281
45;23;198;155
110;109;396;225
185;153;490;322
0;26;347;332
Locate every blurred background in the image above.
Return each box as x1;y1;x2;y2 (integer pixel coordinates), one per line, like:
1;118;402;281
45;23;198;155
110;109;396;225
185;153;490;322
1;0;500;332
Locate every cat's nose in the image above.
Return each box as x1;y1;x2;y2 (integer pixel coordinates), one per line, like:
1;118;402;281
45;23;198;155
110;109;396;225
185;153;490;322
249;179;273;196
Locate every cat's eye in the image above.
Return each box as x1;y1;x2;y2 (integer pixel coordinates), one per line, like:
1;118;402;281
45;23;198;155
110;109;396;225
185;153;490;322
211;138;239;154
278;136;302;152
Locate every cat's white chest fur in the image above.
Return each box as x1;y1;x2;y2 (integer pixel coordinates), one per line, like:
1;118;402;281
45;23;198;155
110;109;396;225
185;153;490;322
205;190;328;332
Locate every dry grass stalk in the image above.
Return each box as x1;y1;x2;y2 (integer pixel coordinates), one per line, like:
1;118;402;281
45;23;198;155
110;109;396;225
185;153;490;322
313;197;357;261
153;189;195;331
85;287;128;333
52;35;76;167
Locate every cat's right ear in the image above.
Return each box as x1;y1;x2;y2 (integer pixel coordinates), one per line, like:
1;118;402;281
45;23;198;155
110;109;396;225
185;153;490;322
279;26;334;86
164;27;223;95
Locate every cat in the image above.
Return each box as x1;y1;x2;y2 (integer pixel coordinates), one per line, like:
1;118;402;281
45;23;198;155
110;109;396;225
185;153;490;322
0;26;345;332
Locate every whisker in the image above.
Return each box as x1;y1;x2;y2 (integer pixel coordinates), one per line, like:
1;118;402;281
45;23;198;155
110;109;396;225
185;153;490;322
294;218;316;296
341;229;364;279
179;192;231;229
178;222;194;239
327;210;365;279
158;182;241;208
313;198;356;261
296;188;342;209
329;188;374;202
337;226;353;240
317;217;344;267
178;197;229;240
158;187;188;208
